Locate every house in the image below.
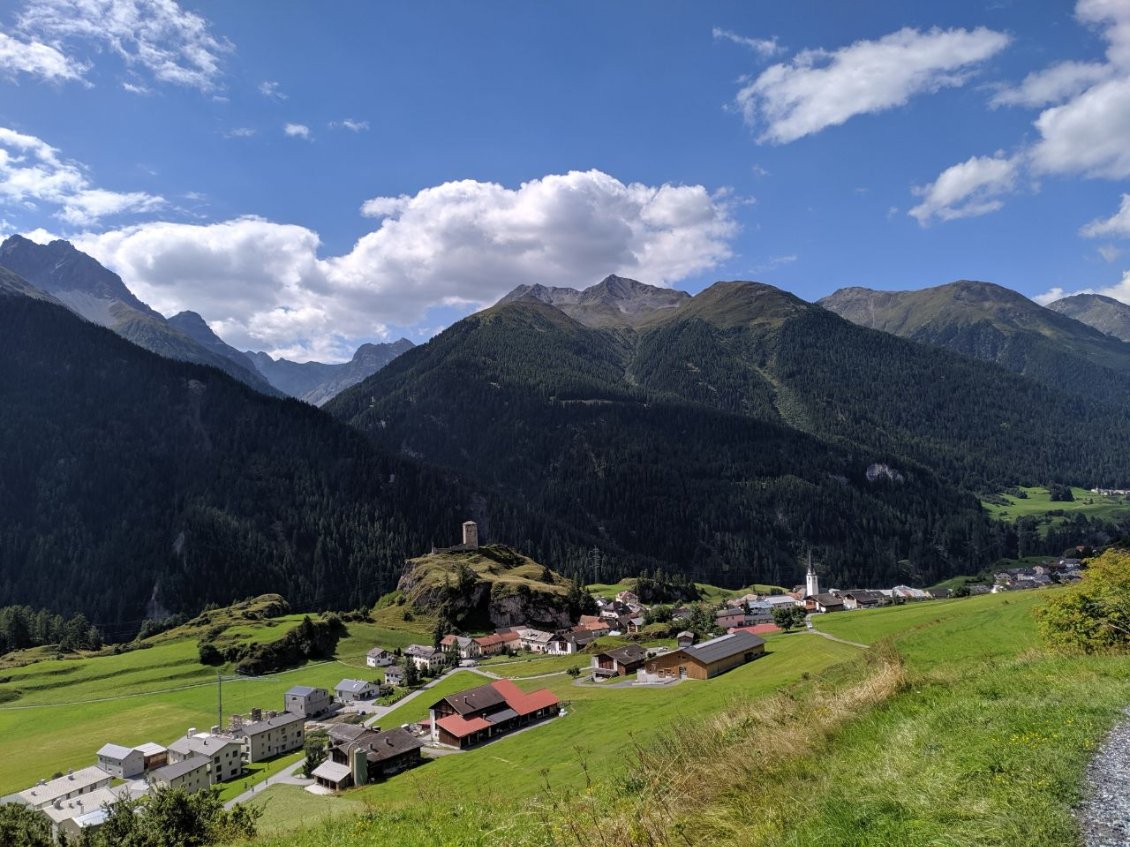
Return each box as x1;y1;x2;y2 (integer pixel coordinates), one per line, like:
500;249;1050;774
640;631;766;682
17;767;113;810
892;585;932;600
429;679;560;749
616;590;641;606
515;628;554;653
804;593;845;614
285;685;334;718
404;644;447;672
626;616;645;634
235;710;306;762
366;648;394;668
166;732;243;783
472;633;508;656
440;634;482;660
311;760;353;792
133;742;167;772
40;785;135;841
384;665;406;686
967;584;992;596
148;757;211;794
95;743;144;779
577;615;612;638
547;627;597;655
714;607;745;628
326;727;424;786
676;631;695;648
336;679;380;703
930;587;953;599
763;595;801;609
591;644;647;678
840;590;885;611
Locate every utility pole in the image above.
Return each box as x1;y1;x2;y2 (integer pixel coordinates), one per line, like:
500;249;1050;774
217;670;222;730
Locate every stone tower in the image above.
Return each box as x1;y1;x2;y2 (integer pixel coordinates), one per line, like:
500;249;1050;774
462;521;479;549
805;552;819;597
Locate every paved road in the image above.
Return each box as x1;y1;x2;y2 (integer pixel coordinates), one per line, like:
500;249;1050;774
224;760;309;809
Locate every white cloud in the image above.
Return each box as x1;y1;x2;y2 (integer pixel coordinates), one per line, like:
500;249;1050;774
1030;76;1130;177
224;127;256;139
736;26;1010;144
12;0;232;91
0;126;164;226
0;30;88;83
283;123;311;139
909;154;1020;224
1034;271;1130;307
1098;244;1123;262
991;60;1112;108
1081;194;1130;237
121;80;150;94
331;118;369;132
258;80;286;99
712;27;782;58
1032;286;1074;306
73;170;737;360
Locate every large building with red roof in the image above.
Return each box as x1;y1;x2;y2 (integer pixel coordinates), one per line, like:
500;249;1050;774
427;679;560;748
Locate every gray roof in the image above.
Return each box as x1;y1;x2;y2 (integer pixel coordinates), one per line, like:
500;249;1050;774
338;728;423;763
486;707;518;724
286;685;323;697
433;682;506;716
336;678;376;693
167;735;240;757
241;711;305;737
96;743;136;760
151;758;209;781
599;645;647;665
328;723;368;744
311;760;351;783
682;631;765;664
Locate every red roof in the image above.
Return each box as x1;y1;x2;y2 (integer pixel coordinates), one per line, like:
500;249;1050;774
498;631;520;643
490;679;560;717
728;624;780;635
473;633;503;647
436;714;492;739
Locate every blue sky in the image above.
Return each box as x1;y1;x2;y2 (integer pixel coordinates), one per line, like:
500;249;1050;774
2;0;1130;359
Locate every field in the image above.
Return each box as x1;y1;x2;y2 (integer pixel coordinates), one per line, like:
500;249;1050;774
982;485;1130;522
586;578;788;600
244;589;1130;847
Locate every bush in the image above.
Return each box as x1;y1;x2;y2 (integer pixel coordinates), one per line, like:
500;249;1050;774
1037;549;1129;652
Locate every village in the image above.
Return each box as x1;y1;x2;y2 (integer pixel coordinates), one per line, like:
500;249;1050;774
0;523;1088;840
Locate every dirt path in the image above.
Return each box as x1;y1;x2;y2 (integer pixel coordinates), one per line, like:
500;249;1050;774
1079;707;1130;847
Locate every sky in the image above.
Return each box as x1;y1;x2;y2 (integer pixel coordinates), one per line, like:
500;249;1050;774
3;0;1130;361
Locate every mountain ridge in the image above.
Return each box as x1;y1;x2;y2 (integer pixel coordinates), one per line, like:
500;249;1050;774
1048;292;1130;343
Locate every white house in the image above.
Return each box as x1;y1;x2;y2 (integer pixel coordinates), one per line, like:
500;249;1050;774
236;711;306;763
404;644;446;672
515;628;554;653
166;732;243;783
148;757;211;794
17;767;113;811
95;743;145;779
284;685;333;718
335;678;380;703
366;647;394;668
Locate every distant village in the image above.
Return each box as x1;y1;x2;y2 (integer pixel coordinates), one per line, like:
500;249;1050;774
0;522;1087;839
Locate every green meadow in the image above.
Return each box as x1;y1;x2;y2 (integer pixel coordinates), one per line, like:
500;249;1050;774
982;485;1130;522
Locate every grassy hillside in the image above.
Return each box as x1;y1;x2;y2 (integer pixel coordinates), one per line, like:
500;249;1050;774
241;590;1130;847
983;486;1130;521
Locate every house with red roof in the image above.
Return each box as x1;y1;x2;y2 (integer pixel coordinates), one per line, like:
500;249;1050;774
427;679;560;749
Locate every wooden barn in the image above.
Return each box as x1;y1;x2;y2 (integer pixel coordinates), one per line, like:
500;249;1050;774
641;631;766;681
428;679;559;748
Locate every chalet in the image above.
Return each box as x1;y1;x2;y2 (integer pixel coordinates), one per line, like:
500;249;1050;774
404;644;446;672
547;627;597;655
676;631;695;648
285;685;333;718
166;732;243;783
95;743;144;779
616;590;641;606
17;767;113;810
235;710;306;762
840;590;885;611
335;679;380;703
366;648;394;668
930;587;953;599
591;644;647;678
516;627;554;653
440;634;482;660
384;665;406;686
640;631;766;682
577;615;612;637
327;723;369;746
133;742;167;772
804;593;845;614
326;727;423;785
149;757;211;794
429;679;560;748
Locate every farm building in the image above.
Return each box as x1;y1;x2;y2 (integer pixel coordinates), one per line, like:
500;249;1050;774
327;727;423;784
591;644;647;678
640;631;766;682
428;679;559;748
804;593;845;614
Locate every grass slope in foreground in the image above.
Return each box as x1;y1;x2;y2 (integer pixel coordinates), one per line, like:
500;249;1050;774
243;590;1130;847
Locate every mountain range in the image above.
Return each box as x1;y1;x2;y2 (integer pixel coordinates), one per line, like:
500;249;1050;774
0;236;412;406
1048;293;1130;343
6;244;1130;628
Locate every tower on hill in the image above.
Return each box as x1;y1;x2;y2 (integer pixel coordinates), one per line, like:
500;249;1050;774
805;552;819;597
462;521;479;549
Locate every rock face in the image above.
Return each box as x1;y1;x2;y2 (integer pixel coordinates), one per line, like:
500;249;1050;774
395;545;574;631
500;274;690;328
247;339;414;406
0;236;275;394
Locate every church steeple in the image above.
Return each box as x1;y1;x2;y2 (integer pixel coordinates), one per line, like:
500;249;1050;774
805;551;819;597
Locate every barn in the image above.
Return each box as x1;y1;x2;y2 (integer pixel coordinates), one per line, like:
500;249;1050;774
641;631;765;681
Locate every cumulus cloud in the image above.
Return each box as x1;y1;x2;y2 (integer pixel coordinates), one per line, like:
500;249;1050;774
283;123;311;139
736;26;1010;144
712;27;782;58
0;30;88;83
0;126;164;225
73;170;737;360
909;154;1021;225
991;60;1112;108
258;80;286;99
1034;271;1130;307
1081;193;1130;237
10;0;232;91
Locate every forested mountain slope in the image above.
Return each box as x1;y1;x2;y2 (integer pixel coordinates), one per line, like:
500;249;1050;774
0;287;603;628
819;281;1130;401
